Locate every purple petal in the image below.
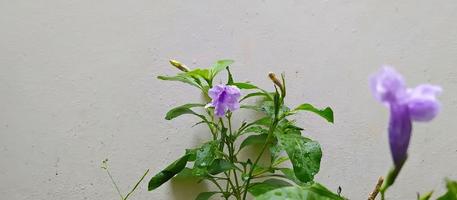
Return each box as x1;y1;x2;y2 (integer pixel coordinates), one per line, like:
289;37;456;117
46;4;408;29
207;84;241;117
406;84;442;122
370;66;407;104
388;104;412;167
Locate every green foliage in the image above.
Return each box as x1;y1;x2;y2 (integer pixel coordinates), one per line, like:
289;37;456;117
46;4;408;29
437;179;457;200
148;154;190;191
290;103;334;123
165;104;205;120
254;183;344;200
210;59;234;78
146;59;335;200
239;134;268;150
157;74;201;88
195;192;219;200
276;133;322;183
248;179;292;196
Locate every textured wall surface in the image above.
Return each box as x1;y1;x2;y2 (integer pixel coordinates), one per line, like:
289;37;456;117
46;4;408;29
1;1;457;199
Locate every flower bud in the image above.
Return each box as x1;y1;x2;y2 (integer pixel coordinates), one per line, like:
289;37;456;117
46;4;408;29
169;59;190;72
268;72;283;89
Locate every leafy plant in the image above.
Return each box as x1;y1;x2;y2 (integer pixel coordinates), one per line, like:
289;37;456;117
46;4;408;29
147;59;338;200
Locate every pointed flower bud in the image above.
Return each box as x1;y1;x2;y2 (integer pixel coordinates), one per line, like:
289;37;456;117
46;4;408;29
169;59;190;72
268;72;283;89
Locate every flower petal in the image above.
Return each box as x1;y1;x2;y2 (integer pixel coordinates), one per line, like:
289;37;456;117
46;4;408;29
388;104;412;167
370;66;407;104
406;84;442;122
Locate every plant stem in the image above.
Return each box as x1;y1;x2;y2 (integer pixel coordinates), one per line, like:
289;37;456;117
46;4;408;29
123;169;149;200
368;176;384;200
241;119;278;200
228;115;241;199
103;166;124;200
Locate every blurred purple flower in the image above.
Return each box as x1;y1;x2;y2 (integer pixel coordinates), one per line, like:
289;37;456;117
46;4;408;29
370;66;442;166
207;84;241;117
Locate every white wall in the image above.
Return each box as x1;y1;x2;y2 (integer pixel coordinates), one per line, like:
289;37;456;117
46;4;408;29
1;1;457;199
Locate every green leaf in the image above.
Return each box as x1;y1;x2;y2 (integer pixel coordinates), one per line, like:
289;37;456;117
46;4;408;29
291;103;334;123
248;179;292;197
192;141;219;176
232;82;258;89
148;154;190;191
241;92;269;102
187;68;211;81
208;159;236;175
255;184;344;200
226;67;234;85
195;192;219;200
174;168;197;179
241;126;268;135
418;191;433;200
210;59;234;78
437;179;457;200
157;74;200;88
165;104;205;120
239;134;268;150
279;168;304;185
277;134;322;183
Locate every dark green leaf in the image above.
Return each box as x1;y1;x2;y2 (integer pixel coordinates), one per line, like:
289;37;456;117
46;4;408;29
248;179;292;196
165;104;205;120
192;141;219;176
437;179;457;200
148;154;190;191
255;183;344;200
239;134;268;150
195;192;219;200
208;159;236;175
210;60;234;78
277;134;322;183
252;117;272;127
157;74;200;88
174;168;200;179
292;103;334;123
279;168;304;185
227;67;234;85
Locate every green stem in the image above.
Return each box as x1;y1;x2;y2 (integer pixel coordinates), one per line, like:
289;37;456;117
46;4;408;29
228;114;241;199
123;169;149;200
104;167;124;200
241;119;279;200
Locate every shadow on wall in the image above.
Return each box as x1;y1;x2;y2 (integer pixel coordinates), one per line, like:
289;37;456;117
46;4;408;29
170;178;209;200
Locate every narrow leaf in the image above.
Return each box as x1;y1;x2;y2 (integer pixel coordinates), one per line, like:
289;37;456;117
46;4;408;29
292;103;334;123
165;104;205;120
232;82;258;89
157;74;200;88
148;154;190;191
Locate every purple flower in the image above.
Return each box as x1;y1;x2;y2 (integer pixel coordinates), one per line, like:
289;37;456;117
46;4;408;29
370;66;442;166
207;84;241;117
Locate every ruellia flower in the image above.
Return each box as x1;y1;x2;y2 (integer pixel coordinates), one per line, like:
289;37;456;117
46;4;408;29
370;66;442;166
207;84;241;117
